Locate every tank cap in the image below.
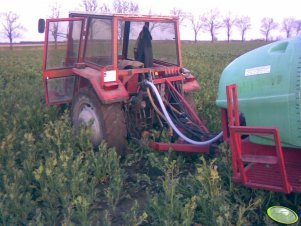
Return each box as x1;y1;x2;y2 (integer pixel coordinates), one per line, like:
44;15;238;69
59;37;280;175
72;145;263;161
267;206;299;224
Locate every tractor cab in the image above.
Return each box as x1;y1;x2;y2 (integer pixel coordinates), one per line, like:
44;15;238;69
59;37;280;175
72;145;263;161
42;12;190;105
41;12;222;154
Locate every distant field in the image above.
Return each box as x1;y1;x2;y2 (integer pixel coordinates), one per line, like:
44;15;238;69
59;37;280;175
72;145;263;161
0;42;44;48
2;41;297;226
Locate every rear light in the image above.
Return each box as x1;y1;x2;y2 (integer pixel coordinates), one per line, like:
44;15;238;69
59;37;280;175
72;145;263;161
101;69;119;90
103;83;119;90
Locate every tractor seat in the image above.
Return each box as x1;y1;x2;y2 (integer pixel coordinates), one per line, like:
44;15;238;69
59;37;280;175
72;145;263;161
118;59;144;69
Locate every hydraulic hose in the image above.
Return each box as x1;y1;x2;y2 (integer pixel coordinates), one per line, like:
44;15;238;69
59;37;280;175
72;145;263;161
146;81;223;146
146;87;167;121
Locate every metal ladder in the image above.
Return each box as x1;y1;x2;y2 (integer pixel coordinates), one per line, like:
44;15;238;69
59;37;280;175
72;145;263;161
226;84;292;193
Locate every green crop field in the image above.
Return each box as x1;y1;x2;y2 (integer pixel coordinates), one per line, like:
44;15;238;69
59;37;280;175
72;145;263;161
0;42;300;226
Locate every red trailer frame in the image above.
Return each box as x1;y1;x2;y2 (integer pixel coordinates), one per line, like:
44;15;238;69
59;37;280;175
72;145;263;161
223;84;301;193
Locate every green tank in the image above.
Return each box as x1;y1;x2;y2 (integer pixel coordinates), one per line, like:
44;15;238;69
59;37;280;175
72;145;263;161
216;36;301;148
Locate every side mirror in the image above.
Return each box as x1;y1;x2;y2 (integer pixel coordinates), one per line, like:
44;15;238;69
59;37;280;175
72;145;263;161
38;19;45;33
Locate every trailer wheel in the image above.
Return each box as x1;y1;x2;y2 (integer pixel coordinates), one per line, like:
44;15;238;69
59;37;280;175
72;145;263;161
71;88;127;154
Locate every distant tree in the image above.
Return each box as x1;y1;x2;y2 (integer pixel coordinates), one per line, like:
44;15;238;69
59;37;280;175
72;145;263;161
223;12;236;42
112;0;139;14
260;17;278;42
49;3;61;48
80;0;110;40
146;9;160;33
147;8;174;35
282;18;295;38
201;9;223;42
99;3;111;13
112;0;139;41
50;2;61;18
236;16;251;42
187;13;202;43
295;20;301;35
170;7;186;24
81;0;99;12
0;11;25;50
81;0;111;13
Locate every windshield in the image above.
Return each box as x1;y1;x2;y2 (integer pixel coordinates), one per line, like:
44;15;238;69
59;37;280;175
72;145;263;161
46;19;82;70
85;17;113;66
119;21;178;65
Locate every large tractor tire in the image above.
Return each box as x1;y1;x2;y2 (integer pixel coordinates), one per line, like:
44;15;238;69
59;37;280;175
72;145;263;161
71;88;127;154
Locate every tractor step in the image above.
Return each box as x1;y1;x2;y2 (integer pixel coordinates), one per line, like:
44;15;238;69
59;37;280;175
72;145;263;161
233;143;301;193
230;126;293;193
241;154;278;164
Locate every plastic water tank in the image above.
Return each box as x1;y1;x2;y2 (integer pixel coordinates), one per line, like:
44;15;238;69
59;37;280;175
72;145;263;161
216;36;301;148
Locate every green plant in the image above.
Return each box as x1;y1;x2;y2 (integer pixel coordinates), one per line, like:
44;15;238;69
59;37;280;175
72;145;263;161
101;210;112;226
105;156;124;211
193;156;232;226
0;42;299;226
87;142;126;212
235;198;262;226
122;200;148;226
147;156;197;226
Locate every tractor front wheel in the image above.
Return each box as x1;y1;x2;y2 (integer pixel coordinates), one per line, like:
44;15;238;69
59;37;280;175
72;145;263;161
71;88;127;154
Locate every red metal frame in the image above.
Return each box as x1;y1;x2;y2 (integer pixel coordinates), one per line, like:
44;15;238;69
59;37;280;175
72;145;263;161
112;15;182;66
225;84;301;193
149;142;210;153
148;78;210;153
72;67;128;104
42;17;85;72
43;17;85;105
165;79;209;133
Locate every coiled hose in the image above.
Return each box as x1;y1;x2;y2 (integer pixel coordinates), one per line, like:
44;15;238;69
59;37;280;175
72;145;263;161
146;80;223;146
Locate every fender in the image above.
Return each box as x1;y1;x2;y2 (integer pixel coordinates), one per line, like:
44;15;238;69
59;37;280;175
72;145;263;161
183;74;201;93
72;67;129;104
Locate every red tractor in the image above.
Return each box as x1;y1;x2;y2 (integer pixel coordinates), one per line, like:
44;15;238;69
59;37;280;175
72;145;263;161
39;12;222;155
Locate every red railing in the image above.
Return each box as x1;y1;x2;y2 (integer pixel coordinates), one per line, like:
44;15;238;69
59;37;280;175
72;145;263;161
225;84;301;193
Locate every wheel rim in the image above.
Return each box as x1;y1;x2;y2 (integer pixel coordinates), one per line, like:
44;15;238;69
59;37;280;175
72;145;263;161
78;104;102;146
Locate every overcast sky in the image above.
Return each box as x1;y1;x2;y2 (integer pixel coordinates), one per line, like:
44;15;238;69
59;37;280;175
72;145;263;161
1;0;300;42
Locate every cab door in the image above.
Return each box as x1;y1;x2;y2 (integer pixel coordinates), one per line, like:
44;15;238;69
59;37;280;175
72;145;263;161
42;17;84;105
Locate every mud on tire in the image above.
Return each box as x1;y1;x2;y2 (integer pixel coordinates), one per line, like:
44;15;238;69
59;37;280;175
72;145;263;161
71;87;127;154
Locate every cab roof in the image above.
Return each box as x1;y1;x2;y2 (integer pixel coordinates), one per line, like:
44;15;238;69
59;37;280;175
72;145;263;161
69;11;179;22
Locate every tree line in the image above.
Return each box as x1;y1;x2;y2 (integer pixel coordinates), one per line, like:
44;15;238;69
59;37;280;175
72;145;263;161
1;0;301;48
173;8;301;43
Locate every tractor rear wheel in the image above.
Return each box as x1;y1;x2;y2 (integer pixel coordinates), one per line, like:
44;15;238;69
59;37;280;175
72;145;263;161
71;87;127;154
